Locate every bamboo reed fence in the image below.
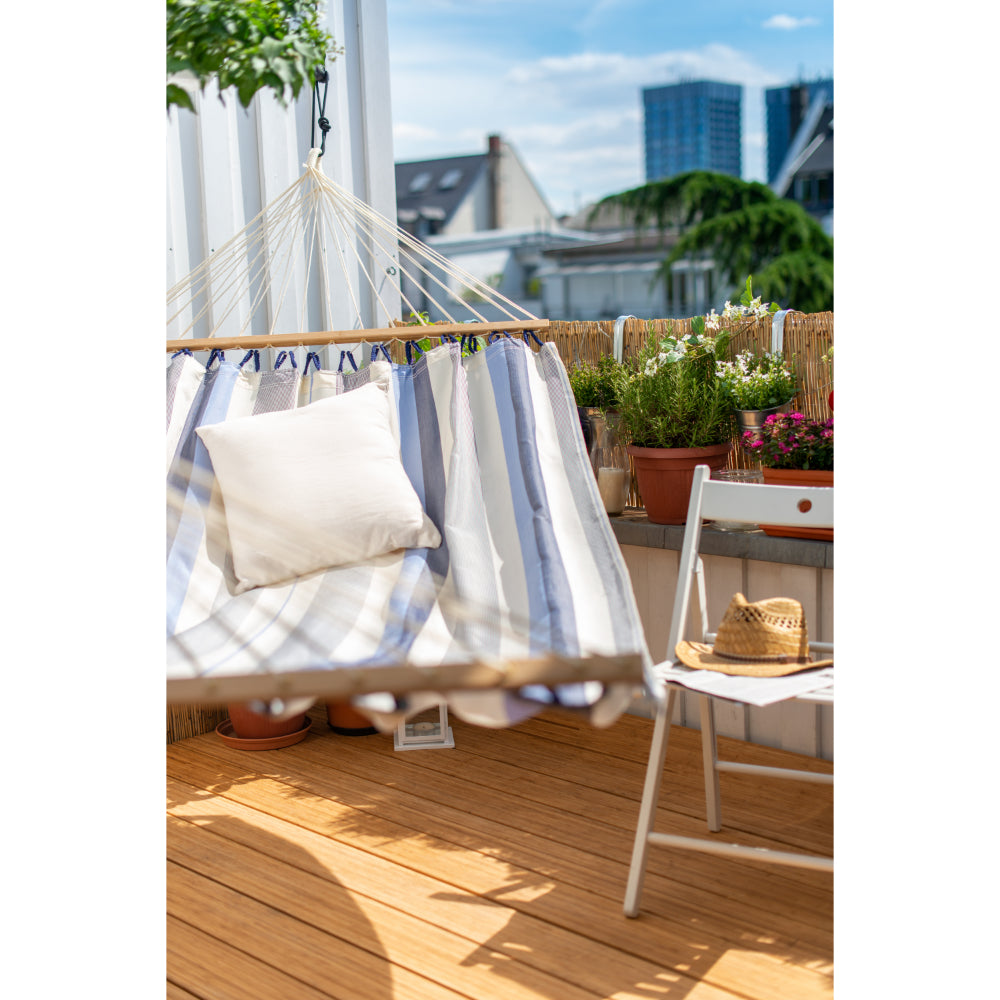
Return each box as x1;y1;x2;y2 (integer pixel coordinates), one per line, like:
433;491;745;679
166;312;833;744
547;311;833;481
546;312;834;422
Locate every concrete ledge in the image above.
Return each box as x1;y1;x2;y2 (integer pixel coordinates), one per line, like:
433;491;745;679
610;511;834;569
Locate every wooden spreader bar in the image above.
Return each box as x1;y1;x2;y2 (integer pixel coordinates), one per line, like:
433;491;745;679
165;319;550;354
166;651;643;706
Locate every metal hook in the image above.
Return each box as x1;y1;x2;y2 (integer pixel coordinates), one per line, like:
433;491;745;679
311;66;332;156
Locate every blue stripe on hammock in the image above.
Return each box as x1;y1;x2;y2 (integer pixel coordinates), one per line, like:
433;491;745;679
485;340;577;658
361;354;451;665
166;363;240;634
408;356;450;578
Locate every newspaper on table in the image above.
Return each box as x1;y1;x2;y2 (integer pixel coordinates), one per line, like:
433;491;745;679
655;663;834;707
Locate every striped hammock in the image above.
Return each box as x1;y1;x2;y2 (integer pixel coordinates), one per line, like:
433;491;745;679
167;336;651;730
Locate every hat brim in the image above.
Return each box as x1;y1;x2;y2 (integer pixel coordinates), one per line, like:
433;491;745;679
675;640;833;677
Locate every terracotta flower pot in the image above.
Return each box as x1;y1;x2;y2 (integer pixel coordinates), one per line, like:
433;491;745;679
326;700;379;736
760;467;833;541
226;702;309;741
627;442;732;524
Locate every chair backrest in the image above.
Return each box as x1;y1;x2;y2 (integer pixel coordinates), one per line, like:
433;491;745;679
663;465;834;665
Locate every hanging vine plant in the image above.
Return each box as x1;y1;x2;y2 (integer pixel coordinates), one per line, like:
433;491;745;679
167;0;342;112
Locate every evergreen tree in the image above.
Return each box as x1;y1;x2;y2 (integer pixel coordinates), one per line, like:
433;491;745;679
595;171;833;313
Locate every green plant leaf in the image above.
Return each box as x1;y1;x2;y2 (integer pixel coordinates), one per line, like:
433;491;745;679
167;0;339;114
167;82;196;112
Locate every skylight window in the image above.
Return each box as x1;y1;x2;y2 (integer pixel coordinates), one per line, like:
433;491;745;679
408;172;432;194
438;168;463;190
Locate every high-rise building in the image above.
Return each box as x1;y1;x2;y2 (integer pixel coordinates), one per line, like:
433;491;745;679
642;80;742;181
765;78;833;184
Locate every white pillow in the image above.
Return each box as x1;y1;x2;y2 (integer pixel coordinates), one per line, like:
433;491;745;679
196;382;441;591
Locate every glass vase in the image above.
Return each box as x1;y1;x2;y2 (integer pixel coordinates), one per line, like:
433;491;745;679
589;413;629;516
709;467;764;532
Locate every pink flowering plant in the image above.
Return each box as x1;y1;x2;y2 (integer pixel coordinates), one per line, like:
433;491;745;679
745;412;833;471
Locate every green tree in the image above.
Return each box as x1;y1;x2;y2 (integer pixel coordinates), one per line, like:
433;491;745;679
167;0;340;113
594;171;833;313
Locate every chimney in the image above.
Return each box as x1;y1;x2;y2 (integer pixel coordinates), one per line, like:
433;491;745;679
487;134;502;229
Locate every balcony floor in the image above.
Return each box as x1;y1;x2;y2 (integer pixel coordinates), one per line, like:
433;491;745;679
167;707;833;999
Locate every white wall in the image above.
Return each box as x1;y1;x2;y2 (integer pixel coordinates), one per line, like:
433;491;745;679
166;0;399;360
497;139;556;232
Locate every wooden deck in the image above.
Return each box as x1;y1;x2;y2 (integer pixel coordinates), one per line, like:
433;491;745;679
167;708;833;999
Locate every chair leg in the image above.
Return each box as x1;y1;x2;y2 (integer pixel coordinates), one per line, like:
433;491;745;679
699;695;722;832
624;688;677;918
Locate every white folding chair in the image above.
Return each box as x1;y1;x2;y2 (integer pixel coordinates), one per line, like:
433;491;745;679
624;464;833;918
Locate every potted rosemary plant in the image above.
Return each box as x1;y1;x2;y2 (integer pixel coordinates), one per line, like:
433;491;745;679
617;323;735;524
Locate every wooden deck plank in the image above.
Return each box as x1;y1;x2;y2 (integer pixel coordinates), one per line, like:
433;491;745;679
168;914;335;1000
175;712;832;858
166;982;204;1000
167;712;833;998
169;735;833;944
169;789;767;998
170;718;833;919
169;858;486;1000
170;815;737;1000
344;717;833;855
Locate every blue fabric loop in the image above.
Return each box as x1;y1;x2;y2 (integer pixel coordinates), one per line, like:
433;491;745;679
337;350;358;373
274;350;299;370
171;348;193;358
206;349;225;369
405;340;426;365
370;343;393;363
239;350;261;372
305;351;322;372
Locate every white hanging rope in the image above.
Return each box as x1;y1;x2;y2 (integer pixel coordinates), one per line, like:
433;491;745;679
167;149;542;347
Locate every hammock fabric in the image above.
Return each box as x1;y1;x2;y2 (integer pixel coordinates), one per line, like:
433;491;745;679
167;337;652;731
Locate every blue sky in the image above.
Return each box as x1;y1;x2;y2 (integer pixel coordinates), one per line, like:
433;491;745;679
385;1;834;216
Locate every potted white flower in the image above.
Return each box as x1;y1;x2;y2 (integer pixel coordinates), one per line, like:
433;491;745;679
716;348;798;438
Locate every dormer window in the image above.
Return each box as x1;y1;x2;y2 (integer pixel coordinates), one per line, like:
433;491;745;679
438;168;463;190
408;172;432;194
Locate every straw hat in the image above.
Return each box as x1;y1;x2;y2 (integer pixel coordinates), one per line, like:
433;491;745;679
674;594;833;677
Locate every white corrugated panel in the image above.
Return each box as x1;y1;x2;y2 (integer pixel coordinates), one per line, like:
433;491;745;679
165;0;399;353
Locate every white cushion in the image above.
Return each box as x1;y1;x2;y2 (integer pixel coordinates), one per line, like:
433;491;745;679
196;382;441;591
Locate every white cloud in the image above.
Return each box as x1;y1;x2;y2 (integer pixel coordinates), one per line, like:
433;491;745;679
505;45;778;102
393;123;442;145
576;0;642;36
389;40;782;214
763;15;820;30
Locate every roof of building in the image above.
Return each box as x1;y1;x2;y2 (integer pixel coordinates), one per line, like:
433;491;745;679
394;153;487;228
792;105;833;174
771;90;833;196
424;225;608;255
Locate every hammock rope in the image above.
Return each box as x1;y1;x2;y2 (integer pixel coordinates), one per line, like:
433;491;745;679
167;149;542;350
